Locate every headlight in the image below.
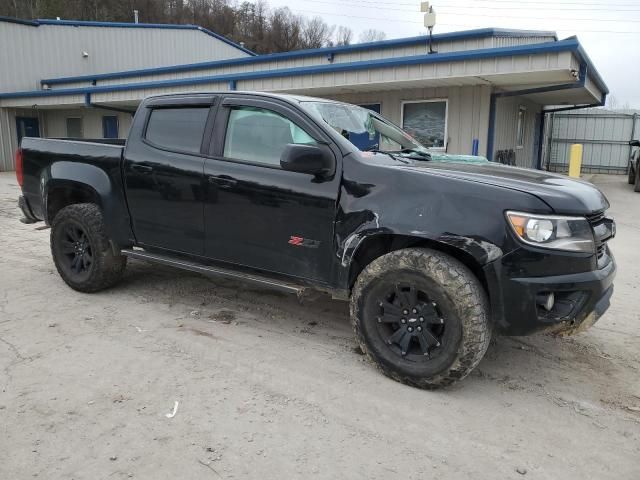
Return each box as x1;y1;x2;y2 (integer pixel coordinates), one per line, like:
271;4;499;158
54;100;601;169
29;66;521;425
505;211;594;253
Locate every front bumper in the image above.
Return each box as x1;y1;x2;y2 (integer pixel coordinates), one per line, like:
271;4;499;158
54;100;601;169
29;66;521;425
485;252;616;336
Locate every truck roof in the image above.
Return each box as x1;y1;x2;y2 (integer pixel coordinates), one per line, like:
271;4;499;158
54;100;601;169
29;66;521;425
140;91;347;107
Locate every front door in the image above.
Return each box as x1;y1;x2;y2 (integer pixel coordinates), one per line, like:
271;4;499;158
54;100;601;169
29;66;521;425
203;97;340;283
124;100;215;255
16;117;40;144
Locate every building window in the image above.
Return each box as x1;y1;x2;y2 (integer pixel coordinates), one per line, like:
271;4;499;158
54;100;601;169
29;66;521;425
223;106;316;167
102;116;119;139
401;100;447;149
66;117;83;138
516;106;526;148
145;107;209;154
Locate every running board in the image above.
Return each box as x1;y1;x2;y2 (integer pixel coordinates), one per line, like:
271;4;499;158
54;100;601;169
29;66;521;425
121;249;306;296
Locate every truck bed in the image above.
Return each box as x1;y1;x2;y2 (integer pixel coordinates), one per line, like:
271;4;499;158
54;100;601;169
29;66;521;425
19;137;125;222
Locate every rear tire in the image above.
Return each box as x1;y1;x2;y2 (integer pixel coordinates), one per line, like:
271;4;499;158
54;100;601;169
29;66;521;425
635;162;640;193
350;248;491;389
51;203;126;292
628;162;635;185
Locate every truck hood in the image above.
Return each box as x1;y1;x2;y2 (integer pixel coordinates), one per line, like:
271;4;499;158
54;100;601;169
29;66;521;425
400;160;609;214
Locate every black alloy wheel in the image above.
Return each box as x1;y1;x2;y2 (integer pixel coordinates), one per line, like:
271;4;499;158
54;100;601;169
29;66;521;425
59;223;94;277
376;284;445;359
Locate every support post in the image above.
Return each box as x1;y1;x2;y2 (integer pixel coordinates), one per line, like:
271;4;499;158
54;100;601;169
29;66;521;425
568;144;583;178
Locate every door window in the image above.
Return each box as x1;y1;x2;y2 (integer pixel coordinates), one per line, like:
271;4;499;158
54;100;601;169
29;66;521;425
145;107;209;154
401;100;447;149
223;106;316;167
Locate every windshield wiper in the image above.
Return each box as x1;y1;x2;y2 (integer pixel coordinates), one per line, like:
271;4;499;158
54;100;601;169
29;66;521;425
362;149;411;164
394;148;432;160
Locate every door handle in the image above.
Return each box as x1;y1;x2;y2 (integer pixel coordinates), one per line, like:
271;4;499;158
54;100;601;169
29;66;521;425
131;164;153;174
208;175;237;189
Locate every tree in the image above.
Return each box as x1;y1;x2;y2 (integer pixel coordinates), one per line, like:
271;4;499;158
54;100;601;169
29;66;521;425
301;16;333;49
358;28;386;43
334;25;353;46
268;7;303;52
0;0;363;54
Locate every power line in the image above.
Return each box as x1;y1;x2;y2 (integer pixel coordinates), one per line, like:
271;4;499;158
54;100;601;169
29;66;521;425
301;0;640;24
438;10;640;23
338;0;640;6
285;6;640;34
304;0;640;16
313;0;640;18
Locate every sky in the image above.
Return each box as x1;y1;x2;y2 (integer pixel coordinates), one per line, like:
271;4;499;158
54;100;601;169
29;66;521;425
266;0;640;108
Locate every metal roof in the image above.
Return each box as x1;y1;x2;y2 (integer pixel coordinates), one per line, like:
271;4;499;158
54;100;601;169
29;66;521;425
40;27;558;87
0;37;608;101
0;16;255;56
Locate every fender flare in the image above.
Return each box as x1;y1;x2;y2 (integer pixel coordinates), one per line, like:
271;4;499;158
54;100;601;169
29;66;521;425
338;228;503;288
43;161;132;247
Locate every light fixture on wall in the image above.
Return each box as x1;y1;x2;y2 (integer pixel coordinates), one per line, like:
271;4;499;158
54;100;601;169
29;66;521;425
421;2;437;55
82;51;89;58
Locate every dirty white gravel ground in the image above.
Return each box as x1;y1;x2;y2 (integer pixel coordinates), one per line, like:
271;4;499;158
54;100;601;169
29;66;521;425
0;172;638;479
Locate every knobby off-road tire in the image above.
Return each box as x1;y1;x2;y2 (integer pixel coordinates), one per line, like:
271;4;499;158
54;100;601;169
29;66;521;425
350;248;491;389
51;203;127;293
627;162;635;185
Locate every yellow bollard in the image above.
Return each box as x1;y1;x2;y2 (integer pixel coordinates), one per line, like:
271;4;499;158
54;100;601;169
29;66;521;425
568;144;583;178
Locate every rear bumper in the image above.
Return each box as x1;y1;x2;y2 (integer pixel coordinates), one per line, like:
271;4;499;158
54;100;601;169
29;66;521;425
18;195;39;224
485;252;616;336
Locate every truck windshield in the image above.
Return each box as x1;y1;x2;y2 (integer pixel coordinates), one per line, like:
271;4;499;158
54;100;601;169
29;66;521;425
300;101;429;154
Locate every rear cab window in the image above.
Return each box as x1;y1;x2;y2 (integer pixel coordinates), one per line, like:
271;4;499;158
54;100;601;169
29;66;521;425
145;107;209;154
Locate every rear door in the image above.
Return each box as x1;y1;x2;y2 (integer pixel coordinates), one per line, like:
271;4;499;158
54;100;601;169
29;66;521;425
202;95;341;283
123;95;217;255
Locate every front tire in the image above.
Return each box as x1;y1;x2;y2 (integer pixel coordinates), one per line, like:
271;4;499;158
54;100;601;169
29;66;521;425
51;203;126;292
350;248;491;389
627;162;635;185
635;162;640;192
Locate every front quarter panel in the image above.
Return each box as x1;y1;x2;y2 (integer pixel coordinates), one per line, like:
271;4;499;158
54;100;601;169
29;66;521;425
334;154;552;287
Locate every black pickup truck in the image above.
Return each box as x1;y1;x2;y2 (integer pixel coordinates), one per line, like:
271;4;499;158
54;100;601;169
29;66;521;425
16;92;616;388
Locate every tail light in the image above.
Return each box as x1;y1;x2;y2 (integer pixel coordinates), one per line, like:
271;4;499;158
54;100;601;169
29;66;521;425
15;148;24;187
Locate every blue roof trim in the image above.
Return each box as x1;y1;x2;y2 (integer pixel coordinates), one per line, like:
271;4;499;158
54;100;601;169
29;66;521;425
2;39;596;101
0;16;255;56
0;15;39;26
40;27;557;86
575;43;609;95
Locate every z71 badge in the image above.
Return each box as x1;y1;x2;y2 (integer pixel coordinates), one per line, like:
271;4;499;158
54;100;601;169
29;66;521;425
288;236;320;248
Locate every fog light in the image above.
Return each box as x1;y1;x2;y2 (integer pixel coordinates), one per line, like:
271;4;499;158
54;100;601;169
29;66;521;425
536;292;555;311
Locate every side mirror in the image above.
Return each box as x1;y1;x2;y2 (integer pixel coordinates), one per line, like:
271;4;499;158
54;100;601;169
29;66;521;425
629;140;640;147
280;144;335;177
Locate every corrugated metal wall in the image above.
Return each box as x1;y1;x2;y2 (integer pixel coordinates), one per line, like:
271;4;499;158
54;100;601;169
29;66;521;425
0;21;249;92
0;107;133;171
0;107;46;171
493;96;542;168
544;109;640;174
43;109;133;138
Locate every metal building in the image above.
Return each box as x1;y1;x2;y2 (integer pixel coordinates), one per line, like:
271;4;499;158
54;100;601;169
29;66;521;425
0;17;253;171
0;17;608;172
